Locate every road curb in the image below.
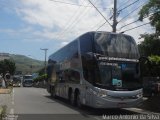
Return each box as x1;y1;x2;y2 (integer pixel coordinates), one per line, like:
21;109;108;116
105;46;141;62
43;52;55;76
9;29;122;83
0;87;13;94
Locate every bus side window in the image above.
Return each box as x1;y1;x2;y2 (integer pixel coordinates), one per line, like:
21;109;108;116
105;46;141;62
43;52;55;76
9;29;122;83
68;70;80;83
83;68;93;83
60;71;66;83
73;70;80;82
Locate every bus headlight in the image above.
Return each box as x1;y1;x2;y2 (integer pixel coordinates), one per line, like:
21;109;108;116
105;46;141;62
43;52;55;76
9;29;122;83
89;88;107;97
136;92;143;98
98;90;107;97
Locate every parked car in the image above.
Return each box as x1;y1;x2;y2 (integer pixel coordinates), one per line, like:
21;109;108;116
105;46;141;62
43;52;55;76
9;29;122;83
23;75;33;87
12;76;21;87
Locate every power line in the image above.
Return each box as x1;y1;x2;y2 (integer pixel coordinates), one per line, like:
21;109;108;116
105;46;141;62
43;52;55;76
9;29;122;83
62;6;91;37
58;0;98;40
118;0;139;12
49;0;110;10
94;0;144;32
87;0;112;27
117;0;130;10
64;0;100;36
118;2;145;23
96;21;107;31
121;22;150;33
120;19;139;30
119;11;159;30
94;0;117;32
55;0;87;39
90;19;105;30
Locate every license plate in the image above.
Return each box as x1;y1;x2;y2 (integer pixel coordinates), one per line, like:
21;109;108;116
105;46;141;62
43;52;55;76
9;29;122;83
117;103;126;107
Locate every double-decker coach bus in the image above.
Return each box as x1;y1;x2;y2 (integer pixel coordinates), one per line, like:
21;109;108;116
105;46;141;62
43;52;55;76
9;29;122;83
47;31;143;108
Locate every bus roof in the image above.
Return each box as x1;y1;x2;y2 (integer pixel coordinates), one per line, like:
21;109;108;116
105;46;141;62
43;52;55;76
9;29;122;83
49;31;135;60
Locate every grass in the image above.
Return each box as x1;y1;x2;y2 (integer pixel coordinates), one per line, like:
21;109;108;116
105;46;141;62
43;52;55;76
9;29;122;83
0;105;7;120
10;54;44;74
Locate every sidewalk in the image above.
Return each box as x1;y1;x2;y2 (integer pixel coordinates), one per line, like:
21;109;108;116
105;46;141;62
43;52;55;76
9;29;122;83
0;88;12;94
0;88;12;119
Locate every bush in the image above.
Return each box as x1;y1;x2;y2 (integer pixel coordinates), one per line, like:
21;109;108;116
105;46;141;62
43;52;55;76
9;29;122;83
33;74;47;83
149;55;160;65
141;55;160;77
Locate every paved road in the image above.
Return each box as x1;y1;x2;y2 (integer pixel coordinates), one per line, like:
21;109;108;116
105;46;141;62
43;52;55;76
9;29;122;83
4;87;158;120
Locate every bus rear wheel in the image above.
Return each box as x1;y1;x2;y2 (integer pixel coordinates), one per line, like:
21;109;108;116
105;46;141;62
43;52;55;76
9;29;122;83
51;87;57;98
76;92;83;108
69;92;75;105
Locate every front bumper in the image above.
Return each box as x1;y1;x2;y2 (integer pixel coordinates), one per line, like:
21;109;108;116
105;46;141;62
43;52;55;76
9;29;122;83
92;95;143;108
13;83;21;87
23;84;33;87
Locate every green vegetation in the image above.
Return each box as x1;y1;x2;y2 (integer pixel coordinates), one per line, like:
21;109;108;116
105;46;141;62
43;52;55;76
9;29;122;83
148;55;160;76
138;34;160;56
138;0;160;77
38;67;45;76
0;59;16;75
10;54;44;74
139;0;160;34
33;74;47;83
1;105;7;119
149;55;160;64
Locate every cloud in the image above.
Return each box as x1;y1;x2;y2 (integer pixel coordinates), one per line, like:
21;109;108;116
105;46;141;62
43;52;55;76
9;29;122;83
14;0;153;44
60;41;69;47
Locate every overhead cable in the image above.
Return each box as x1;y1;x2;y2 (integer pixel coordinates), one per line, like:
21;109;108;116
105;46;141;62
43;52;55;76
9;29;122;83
87;0;112;27
121;22;150;33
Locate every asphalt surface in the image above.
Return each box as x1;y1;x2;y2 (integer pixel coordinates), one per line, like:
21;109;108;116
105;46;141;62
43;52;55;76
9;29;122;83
4;87;159;120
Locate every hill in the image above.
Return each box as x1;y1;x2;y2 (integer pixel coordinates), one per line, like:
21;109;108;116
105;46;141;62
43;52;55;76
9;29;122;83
10;54;44;74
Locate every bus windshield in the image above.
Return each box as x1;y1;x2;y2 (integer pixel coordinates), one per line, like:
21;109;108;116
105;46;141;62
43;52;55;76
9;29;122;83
94;33;139;59
23;75;32;79
94;61;142;91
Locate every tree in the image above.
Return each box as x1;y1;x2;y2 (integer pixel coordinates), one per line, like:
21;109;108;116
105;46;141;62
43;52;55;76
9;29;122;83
138;0;160;77
139;0;160;35
38;67;45;76
138;33;160;56
138;0;160;56
0;59;16;77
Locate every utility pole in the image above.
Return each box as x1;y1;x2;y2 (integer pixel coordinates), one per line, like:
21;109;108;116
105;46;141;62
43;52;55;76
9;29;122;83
113;0;117;32
40;48;48;75
28;55;33;74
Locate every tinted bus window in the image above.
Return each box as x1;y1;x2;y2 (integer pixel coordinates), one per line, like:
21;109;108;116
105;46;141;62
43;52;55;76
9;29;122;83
61;69;80;83
79;33;95;83
80;33;93;55
50;40;78;62
94;33;139;59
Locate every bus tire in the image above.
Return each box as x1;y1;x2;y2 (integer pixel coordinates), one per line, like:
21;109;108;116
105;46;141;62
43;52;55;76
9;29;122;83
76;92;83;108
69;91;75;105
51;87;57;99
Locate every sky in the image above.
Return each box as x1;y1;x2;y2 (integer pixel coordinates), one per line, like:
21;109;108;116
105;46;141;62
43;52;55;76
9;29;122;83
0;0;154;61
